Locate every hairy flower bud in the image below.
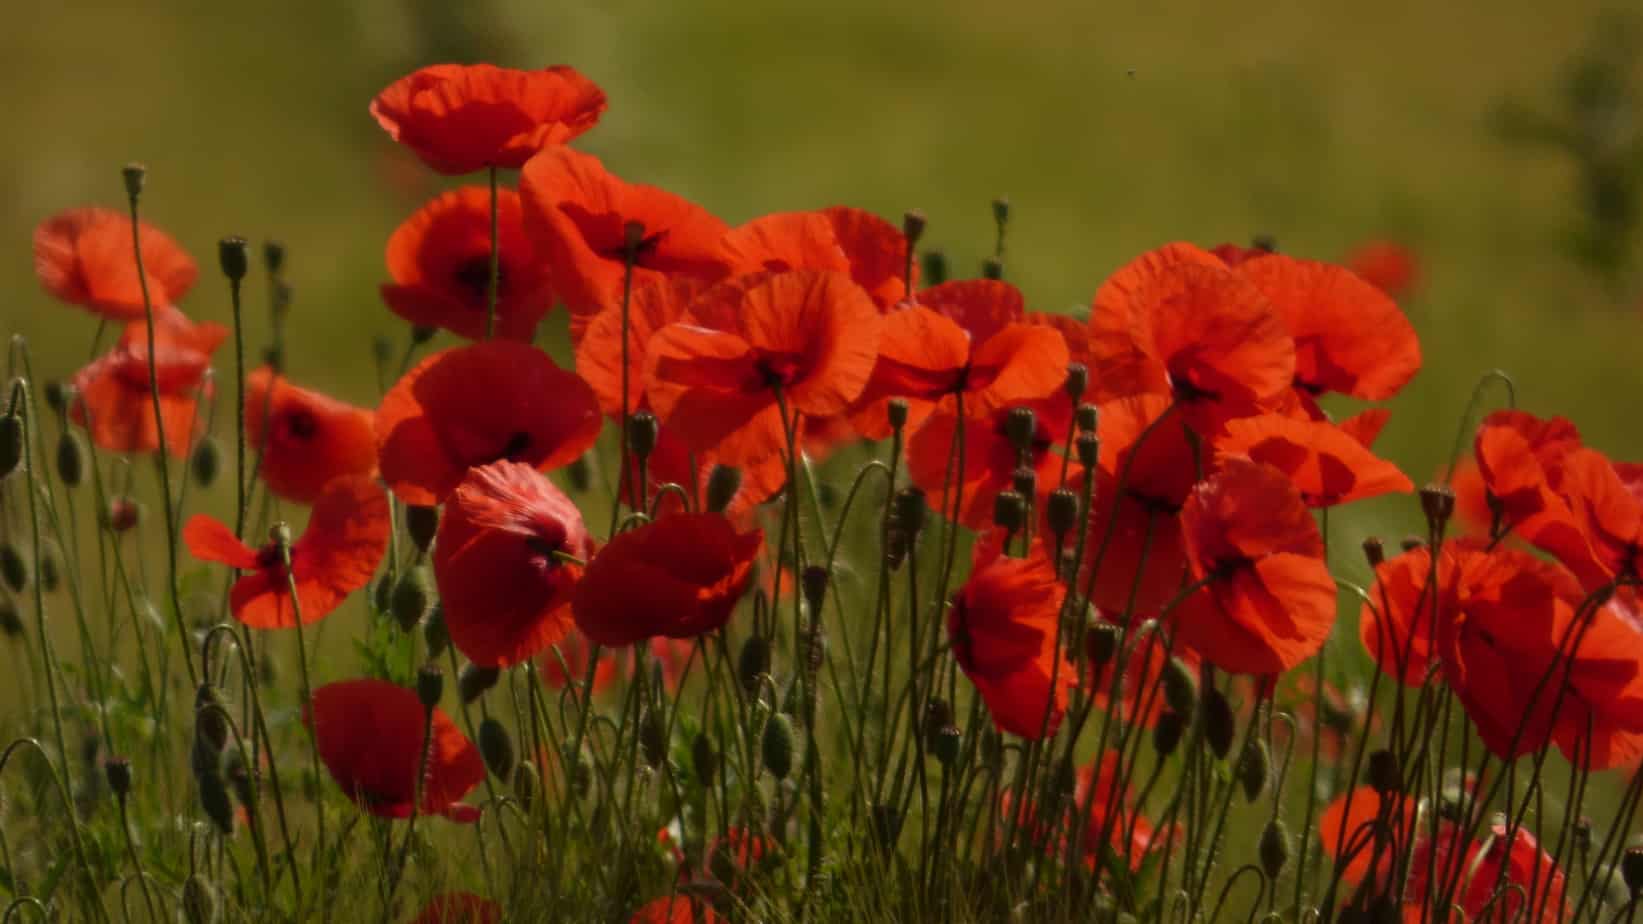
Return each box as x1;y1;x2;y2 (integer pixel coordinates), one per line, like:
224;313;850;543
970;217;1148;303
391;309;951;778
1162;656;1198;721
1203;687;1235;760
416;665;444;710
762;713;795;780
921;250;948;287
405;505;439;555
458;663;500;704
693;733;719;787
478;717;515;779
738;635;771;694
1153;710;1186;756
390;567;433;632
1259;819;1290;881
639;710;668;769
104;757;133;800
190;437;222;488
0;411;21;481
1238;738;1271;802
55;430;84;488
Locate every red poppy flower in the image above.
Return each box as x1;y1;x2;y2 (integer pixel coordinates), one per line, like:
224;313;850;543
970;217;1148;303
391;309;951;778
1343;239;1420;299
184;475;389;628
433;461;594;667
127;304;229;355
1087;243;1294;432
1172;457;1336;674
630;896;724;924
409;892;502;924
538;628;619;694
1318;785;1416;889
1472;410;1606;586
244;366;375;504
381;186;554;341
1214;413;1413;507
622;420;788;522
575;277;706;418
306;678;483;822
34;207;198;321
520;145;729;335
370;64;606;175
1337;407;1391;448
1238;253;1421;410
849;280;1070;440
1075;751;1167;871
719;210;851;278
819;206;916;309
948;539;1072;739
572;513;762;647
376;340;601;506
1405;820;1566;923
70;339;214;459
645;270;881;470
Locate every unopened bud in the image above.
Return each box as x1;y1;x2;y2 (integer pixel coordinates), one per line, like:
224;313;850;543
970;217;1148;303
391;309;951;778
106;496;140;533
1203;687;1235;760
1085;621;1121;668
872;803;902;853
390;567;432;632
0;412;20;481
263;240;286;275
982;257;1004;280
893;487;926;537
218;237;249;282
1623;846;1643;896
478;717;514;779
902;209;927;247
54;430;84;488
513;760;539;811
993;490;1026;532
372;335;394;364
1238;738;1271;802
1162;656;1198;720
405;505;439;555
0;544;26;594
1064;363;1088;403
1153;710;1186;755
932;725;961;766
921;250;948;287
738;636;770;694
627;410;658;461
43;382;67;415
566;454;591;492
410;325;437;344
458;663;500;703
422;604;449;660
1259;818;1290;880
762;713;795;780
416;665;444;710
639;710;668;768
38;546;60;593
182;874;218;924
801;565;829;615
195;684;229;753
104;757;133;799
121;163;147;200
190;438;222;487
0;597;22;638
706;464;742;513
198;771;235;835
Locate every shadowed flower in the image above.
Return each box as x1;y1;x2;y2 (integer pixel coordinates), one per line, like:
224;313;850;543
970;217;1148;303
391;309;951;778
575;276;707;418
1406;819;1566;923
409;892;502;924
370;64;606;175
1214;413;1413;507
630;896;724;924
572;512;762;647
433;461;594;667
244;366;375;504
718;210;851;278
381;186;554;341
376;341;601;506
307;678;483;822
183;475;389;629
34;207;198;321
949;538;1072;739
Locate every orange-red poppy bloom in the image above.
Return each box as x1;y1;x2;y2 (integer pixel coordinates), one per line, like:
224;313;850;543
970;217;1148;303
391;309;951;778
244;366;375;504
520;145;729;335
307;678;483;822
1405;820;1566;923
572;513;762;647
719;210;851;278
645;271;881;470
381;186;554;341
34;207;198;321
184;475;389;629
819;206;916;309
1343;239;1420;299
70;340;212;459
409;893;502;924
1172;457;1336;674
948;539;1073;739
1471;410;1607;586
1215;413;1413;507
433;461;594;667
1318;785;1417;889
376;340;601;506
630;896;724;924
1237;253;1421;411
906;395;1073;531
370;64;606;175
849;280;1069;440
575;277;706;418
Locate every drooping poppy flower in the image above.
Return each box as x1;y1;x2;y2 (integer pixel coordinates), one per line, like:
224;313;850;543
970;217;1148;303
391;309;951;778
1318;785;1417;890
244;366;375;504
572;513;762;647
520;145;729;335
183;475;389;628
1471;410;1605;586
630;896;724;924
1237;253;1421;411
376;340;601;506
381;186;554;341
1405;820;1567;923
370;64;607;175
906;395;1073;531
645;270;881;470
1343;240;1420;300
1087;243;1295;433
1214;413;1413;507
433;461;594;667
306;678;484;822
70;339;214;459
409;892;502;924
1172;457;1336;675
819;206;916;309
848;280;1070;440
948;538;1073;739
1074;751;1169;871
34;207;198;321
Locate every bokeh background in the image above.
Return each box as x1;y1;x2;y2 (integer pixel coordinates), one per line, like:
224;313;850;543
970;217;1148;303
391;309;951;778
5;0;1643;583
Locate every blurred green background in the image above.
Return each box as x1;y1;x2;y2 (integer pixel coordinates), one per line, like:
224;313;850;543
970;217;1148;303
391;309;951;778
5;0;1643;581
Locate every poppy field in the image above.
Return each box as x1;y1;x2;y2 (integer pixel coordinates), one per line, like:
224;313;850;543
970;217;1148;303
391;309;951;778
6;16;1643;924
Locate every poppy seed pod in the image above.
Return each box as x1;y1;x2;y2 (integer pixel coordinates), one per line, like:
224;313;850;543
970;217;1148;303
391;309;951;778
55;430;84;488
992;490;1026;532
390;567;433;632
121;162;146;200
458;663;500;703
1366;748;1402;795
1238;738;1271;802
705;464;742;514
1085;620;1121;668
886;397;909;433
626;410;659;461
218;236;249;283
1153;710;1186;755
1161;656;1198;720
0;412;22;480
921;250;949;287
190;437;222;488
1362;536;1385;568
738;635;771;694
104;757;132;799
1420;483;1455;531
991;196;1010;228
761;713;795;780
478;717;514;779
1259;818;1290;881
1004;407;1036;455
1046;488;1079;538
1075;403;1099;434
182;874;218;924
1075;432;1099;469
1203;687;1235;760
901;209;926;247
513;760;539;811
639;710;668;768
982;257;1004;280
405;505;439;555
893;486;926;538
1064;363;1088;403
692;733;718;787
932;726;961;766
921;699;954;749
263;239;285;275
416;665;444;710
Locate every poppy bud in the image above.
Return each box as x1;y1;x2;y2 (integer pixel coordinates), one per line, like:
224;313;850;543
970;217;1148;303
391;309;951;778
566;748;592;797
104;757;133;799
1085;620;1121;669
513;760;538;811
263;239;286;275
262;344;284;370
258;652;278;688
0;412;21;481
1064;363;1088;403
639;710;668;768
1366;748;1401;795
190;437;222;488
1399;535;1425;553
992;490;1026;532
565;454;592;493
693;733;719;786
0;597;22;638
195;684;229;753
43;381;68;415
1162;656;1198;720
416;665;444;710
53;430;84;488
198;770;235;835
738;635;771;693
390;567;433;632
922;698;954;749
902;209;927;247
1046;488;1079;539
1362;536;1385;568
1075;432;1100;469
478;717;515;779
37;546;60;593
705;464;742;514
627;410;659;461
1011;465;1036;499
886;397;909;433
762;713;795;780
121;162;146;200
218;236;249;283
372;573;394;617
921;250;948;287
405;505;439;555
1238;738;1271;802
1203;687;1235;759
182;874;218;924
105;496;140;533
458;663;498;704
982;257;1004;280
224;750;256;810
932;726;961;766
371;335;394;364
1623;846;1643;896
991;195;1010;228
801;565;829;615
1004;407;1036;455
1420;483;1455;531
0;544;25;594
1153;710;1186;755
1258;818;1290;881
893;487;926;537
422;604;449;660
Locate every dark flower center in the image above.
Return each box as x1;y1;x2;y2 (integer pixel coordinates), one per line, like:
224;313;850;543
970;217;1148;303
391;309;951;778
453;257;507;303
281;410;317;443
